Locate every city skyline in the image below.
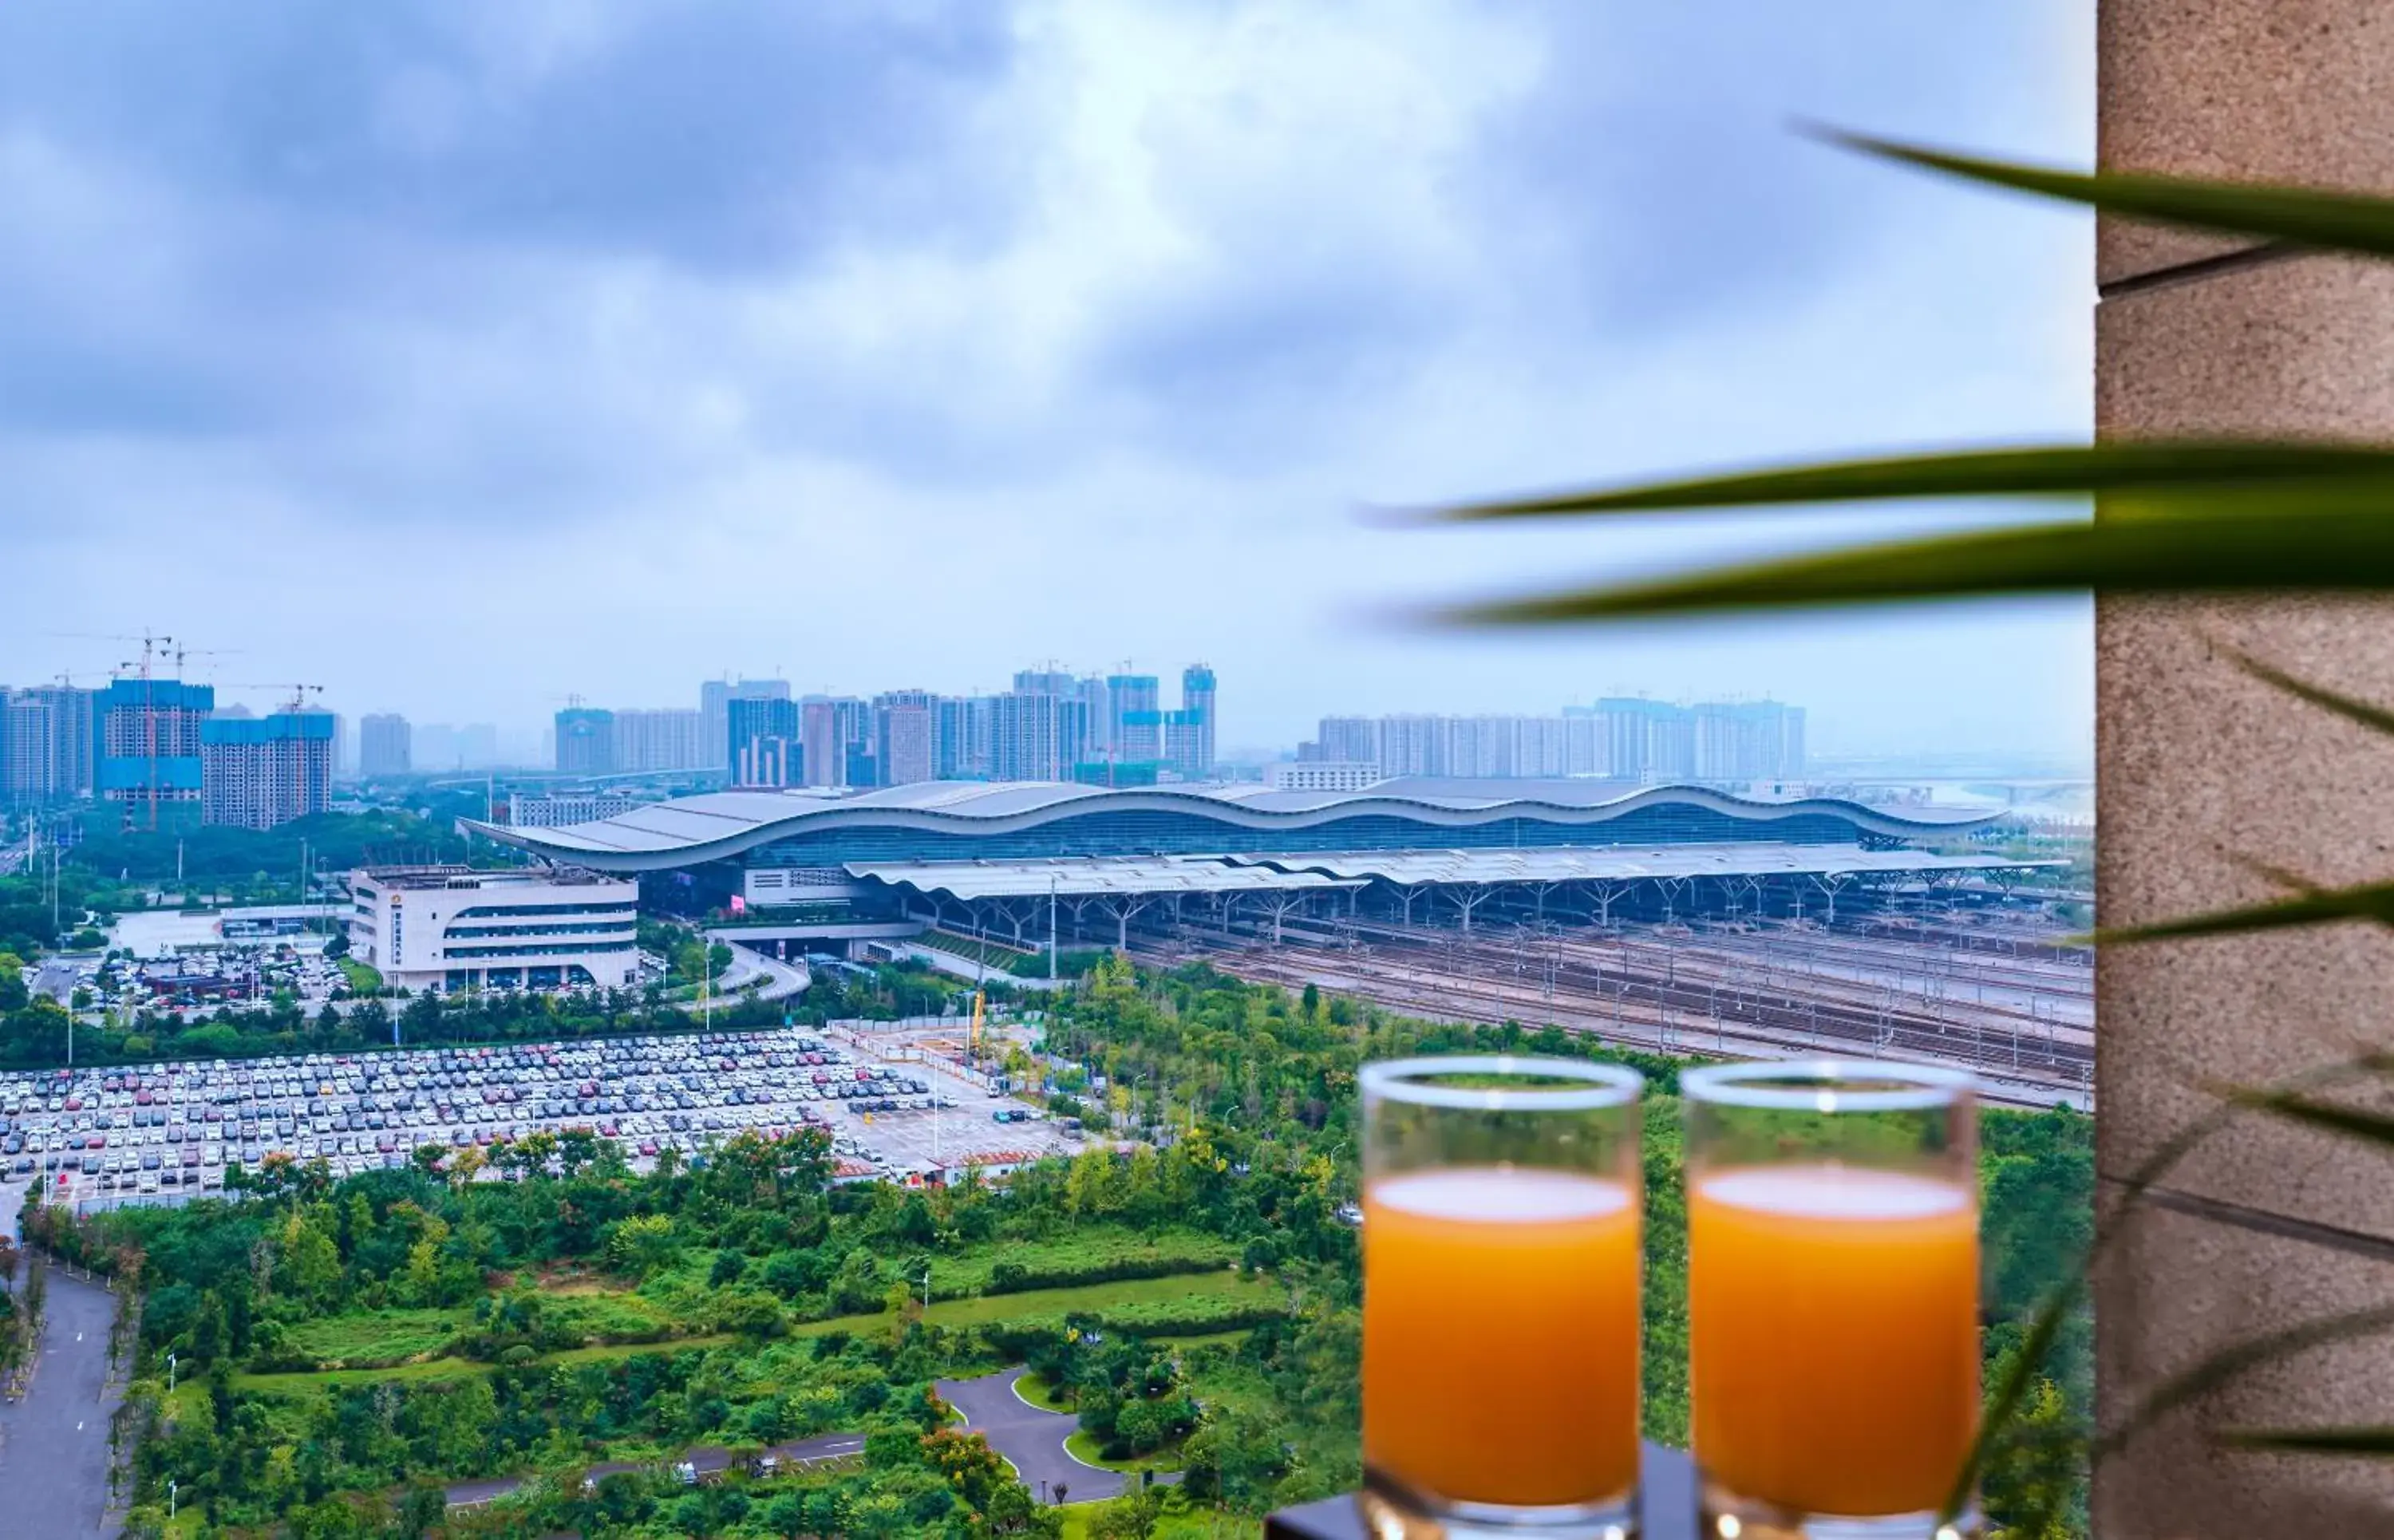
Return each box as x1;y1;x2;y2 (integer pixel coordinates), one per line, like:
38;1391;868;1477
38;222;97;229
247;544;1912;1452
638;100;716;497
14;654;2068;796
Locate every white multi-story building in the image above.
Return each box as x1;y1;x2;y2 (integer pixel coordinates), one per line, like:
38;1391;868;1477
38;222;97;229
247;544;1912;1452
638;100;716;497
1268;760;1382;792
612;708;706;773
347;866;639;993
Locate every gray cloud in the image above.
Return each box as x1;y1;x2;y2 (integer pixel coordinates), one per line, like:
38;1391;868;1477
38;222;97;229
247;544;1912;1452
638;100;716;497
0;1;2094;760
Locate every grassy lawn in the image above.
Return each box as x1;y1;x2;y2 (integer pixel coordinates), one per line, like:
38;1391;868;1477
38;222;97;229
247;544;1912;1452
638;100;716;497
1157;1327;1254;1352
1059;1506;1258;1540
648;1229;1240;1304
283;1306;468;1368
1015;1369;1072;1412
903;1268;1274;1333
337;958;383;993
237;1272;1285;1396
930;1228;1240;1297
545;1289;677;1341
1065;1428;1187;1473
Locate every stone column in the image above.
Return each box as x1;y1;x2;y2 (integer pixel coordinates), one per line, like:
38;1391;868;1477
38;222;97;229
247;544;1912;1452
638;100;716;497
2098;2;2394;1534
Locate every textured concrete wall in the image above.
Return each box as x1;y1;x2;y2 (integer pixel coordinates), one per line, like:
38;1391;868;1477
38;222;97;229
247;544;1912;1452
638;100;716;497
2098;2;2394;1534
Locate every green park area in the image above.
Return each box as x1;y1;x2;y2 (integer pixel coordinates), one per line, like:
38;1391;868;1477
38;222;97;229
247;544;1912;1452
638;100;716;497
19;954;2089;1538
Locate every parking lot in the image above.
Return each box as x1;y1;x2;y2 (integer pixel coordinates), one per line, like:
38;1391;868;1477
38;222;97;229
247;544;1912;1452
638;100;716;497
0;1026;1075;1209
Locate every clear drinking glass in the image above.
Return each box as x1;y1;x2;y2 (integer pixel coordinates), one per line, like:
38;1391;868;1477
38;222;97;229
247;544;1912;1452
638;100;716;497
1682;1060;1981;1540
1359;1056;1645;1539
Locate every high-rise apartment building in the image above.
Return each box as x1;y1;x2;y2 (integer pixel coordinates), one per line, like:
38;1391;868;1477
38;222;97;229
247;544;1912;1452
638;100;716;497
359;713;412;777
872;691;938;788
26;685;93;798
1012;669;1077;697
936;697;994;780
1077;676;1112;764
610;709;705;773
1106;675;1162;766
1307;698;1796;784
97;677;215;826
2;693;57;808
800;697;870;788
728;696;801;788
701;678;789;772
991;691;1061;781
1166;665;1217;780
1375;715;1445;777
1314;717;1381;765
200;710;335;830
1595;698;1696;783
1692;701;1806;782
1057;695;1093;776
554;708;616;776
1;685;94;807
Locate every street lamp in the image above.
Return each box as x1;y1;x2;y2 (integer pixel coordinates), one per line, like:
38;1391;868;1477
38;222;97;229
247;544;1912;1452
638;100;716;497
169;1480;177;1521
168;1351;177;1393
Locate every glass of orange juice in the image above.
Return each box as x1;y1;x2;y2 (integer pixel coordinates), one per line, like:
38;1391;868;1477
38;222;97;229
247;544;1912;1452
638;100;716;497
1359;1056;1645;1538
1683;1060;1981;1539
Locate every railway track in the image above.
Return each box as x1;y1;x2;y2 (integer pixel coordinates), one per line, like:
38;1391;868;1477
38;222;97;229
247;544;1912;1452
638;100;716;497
1132;914;2093;1112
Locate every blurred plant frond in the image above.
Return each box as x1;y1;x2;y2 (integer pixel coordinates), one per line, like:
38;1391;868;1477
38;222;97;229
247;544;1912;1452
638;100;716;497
1429;502;2394;624
2216;1427;2394;1456
1428;443;2394;523
2219;1086;2394;1151
2224;646;2394;739
1824;128;2394;259
2096;1303;2394;1462
2089;881;2394;946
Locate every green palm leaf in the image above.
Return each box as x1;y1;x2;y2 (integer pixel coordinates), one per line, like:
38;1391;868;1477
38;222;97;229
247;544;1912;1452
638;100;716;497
1941;1268;2082;1525
2222;1087;2394;1151
2096;1303;2394;1460
1432;502;2394;623
2226;647;2394;738
1827;128;2394;259
2092;881;2394;945
2217;1427;2394;1456
1431;442;2394;523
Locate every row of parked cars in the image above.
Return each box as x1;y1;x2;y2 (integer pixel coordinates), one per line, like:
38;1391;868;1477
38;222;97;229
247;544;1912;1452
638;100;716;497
0;1029;964;1193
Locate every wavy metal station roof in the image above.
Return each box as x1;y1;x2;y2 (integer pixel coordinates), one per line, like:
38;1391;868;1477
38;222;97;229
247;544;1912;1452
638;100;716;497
847;857;1368;902
1225;845;2061;887
468;778;2000;873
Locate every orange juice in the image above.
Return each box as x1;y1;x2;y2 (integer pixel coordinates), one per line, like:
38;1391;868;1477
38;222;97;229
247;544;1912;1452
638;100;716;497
1363;1167;1641;1506
1689;1164;1979;1517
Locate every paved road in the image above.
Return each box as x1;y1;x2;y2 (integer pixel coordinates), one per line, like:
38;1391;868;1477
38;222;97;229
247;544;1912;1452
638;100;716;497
444;1431;863;1507
0;1263;126;1538
701;942;811;1007
936;1367;1157;1506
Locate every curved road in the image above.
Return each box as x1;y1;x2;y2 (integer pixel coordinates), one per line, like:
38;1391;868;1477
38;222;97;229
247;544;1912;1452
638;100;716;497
700;943;812;1009
0;1262;126;1538
936;1367;1175;1506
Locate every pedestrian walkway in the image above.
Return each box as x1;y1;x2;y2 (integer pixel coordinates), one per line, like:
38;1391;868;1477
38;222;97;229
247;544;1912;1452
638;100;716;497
0;1262;126;1537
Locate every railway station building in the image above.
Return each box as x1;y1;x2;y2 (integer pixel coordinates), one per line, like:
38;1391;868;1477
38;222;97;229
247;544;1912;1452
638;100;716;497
471;778;2044;954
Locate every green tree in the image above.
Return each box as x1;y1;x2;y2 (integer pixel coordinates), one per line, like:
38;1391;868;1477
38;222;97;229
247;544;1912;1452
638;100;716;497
603;1214;678;1278
1089;1489;1164;1540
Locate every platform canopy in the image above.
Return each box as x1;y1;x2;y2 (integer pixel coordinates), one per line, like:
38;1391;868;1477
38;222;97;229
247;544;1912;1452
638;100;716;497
1221;843;2063;886
846;855;1368;902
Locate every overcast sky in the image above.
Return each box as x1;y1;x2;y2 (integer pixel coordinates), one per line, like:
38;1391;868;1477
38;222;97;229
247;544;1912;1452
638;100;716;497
0;2;2094;764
